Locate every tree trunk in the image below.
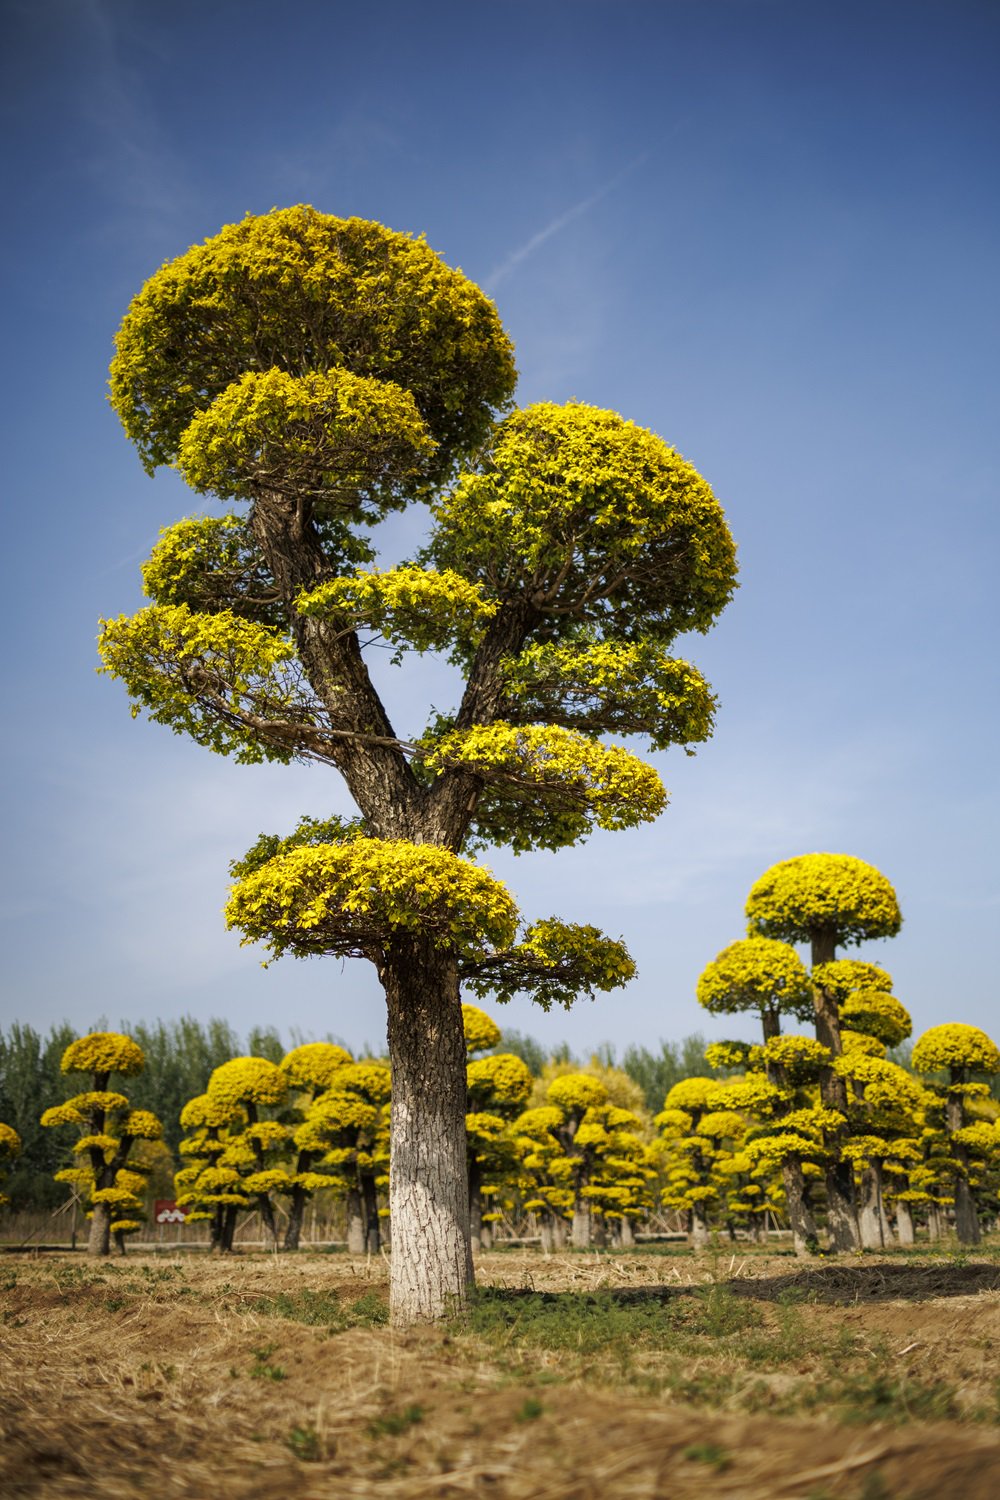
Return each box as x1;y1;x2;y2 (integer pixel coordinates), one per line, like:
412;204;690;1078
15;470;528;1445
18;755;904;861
571;1201;591;1250
87;1201;112;1258
384;938;471;1323
361;1171;381;1254
810;927;859;1251
926;1202;942;1242
258;1194;279;1250
946;1092;981;1246
345;1186;366;1254
284;1184;308;1251
690;1201;710;1248
469;1157;484;1253
539;1213;556;1254
858;1167;884;1249
221;1203;238;1252
895;1198;915;1246
782;1158;817;1255
619;1217;635;1248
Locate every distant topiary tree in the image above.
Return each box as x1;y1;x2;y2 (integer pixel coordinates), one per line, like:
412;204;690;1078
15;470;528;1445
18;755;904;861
205;1057;290;1249
745;854;902;1249
465;1048;532;1251
39;1032;162;1256
0;1122;21;1207
298;1061;392;1253
912;1023;1000;1244
278;1042;352;1249
174;1091;248;1250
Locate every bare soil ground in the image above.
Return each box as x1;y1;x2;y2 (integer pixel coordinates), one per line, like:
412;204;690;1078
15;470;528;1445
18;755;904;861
1;1245;998;1499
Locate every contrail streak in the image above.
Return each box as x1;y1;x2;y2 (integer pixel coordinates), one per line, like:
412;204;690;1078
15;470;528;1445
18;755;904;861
484;154;648;291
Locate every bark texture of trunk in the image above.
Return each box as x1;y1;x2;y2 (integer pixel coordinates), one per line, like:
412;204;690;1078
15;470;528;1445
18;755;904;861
384;938;471;1323
88;1201;112;1258
284;1185;307;1251
361;1172;381;1254
857;1168;884;1249
895;1199;915;1246
782;1158;818;1255
345;1186;366;1254
947;1093;981;1245
690;1201;709;1248
571;1203;591;1250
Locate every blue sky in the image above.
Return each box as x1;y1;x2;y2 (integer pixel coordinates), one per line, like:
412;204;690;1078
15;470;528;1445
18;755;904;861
2;0;998;1061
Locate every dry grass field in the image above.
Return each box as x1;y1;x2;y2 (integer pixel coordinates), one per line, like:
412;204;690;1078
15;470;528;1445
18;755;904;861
2;1243;999;1499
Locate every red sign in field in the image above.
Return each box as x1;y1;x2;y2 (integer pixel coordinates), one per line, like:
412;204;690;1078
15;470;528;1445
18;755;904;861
154;1200;187;1224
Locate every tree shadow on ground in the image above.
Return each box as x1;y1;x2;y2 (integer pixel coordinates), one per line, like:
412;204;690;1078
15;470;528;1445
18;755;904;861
722;1260;1000;1303
477;1259;1000;1309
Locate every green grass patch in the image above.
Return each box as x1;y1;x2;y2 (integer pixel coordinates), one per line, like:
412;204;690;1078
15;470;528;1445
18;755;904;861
367;1404;424;1438
248;1287;388;1329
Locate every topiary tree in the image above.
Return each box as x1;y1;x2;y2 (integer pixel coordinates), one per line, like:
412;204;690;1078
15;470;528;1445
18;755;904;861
745;854;901;1249
39;1032;161;1256
298;1061;392;1253
98;205;737;1321
912;1023;1000;1244
0;1122;22;1207
204;1057;289;1249
277;1042;352;1249
697;936;814;1042
466;1051;533;1251
174;1090;248;1250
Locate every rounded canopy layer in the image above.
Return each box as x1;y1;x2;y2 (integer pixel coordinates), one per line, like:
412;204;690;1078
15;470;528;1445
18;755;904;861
745;854;901;948
696;936;813;1023
110;205;517;487
61;1032;145;1079
912;1023;1000;1077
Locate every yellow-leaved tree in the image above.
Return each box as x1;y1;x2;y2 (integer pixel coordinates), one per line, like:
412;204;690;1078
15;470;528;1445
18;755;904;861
99;206;737;1321
40;1032;162;1256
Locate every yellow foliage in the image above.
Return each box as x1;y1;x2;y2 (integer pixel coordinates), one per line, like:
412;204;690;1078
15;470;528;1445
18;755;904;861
912;1023;1000;1077
462;1004;502;1056
61;1032;145;1079
745;854;901;947
227;837;518;959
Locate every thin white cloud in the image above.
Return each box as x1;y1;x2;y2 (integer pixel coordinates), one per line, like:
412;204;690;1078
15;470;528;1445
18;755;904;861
484;154;648;291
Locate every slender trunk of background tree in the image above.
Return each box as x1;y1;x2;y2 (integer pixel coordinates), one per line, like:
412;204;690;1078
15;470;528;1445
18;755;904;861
690;1201;709;1248
895;1198;915;1246
811;927;860;1252
384;938;471;1323
782;1159;817;1254
361;1172;381;1254
469;1156;484;1253
539;1211;567;1251
592;1213;608;1249
210;1205;223;1252
619;1217;635;1248
571;1201;591;1249
284;1184;307;1251
345;1185;366;1254
221;1203;238;1252
947;1092;981;1245
926;1202;942;1242
858;1168;884;1248
257;1194;279;1250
